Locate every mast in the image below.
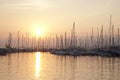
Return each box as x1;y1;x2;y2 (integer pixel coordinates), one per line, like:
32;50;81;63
118;28;120;49
60;35;63;50
71;22;76;49
37;36;40;50
100;25;104;49
56;35;59;50
109;15;112;48
85;33;88;50
91;27;94;48
105;31;108;48
64;32;67;50
6;32;12;48
17;30;20;52
112;25;114;47
25;32;27;49
79;38;81;48
97;27;100;49
27;32;30;48
21;34;24;49
31;36;34;49
52;37;54;49
42;38;44;50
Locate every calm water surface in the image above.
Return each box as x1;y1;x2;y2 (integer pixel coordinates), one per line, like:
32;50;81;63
0;52;120;80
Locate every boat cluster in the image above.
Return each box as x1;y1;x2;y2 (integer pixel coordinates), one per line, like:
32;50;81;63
0;48;35;55
49;48;120;57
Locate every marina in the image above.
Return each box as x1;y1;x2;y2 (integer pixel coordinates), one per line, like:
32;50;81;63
0;17;120;57
0;0;120;79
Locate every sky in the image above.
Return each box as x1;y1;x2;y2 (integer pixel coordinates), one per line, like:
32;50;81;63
0;0;120;39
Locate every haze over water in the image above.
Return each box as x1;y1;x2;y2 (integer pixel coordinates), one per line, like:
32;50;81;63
0;0;120;38
0;52;120;80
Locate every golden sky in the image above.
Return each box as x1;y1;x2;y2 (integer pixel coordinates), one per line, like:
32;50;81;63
0;0;120;38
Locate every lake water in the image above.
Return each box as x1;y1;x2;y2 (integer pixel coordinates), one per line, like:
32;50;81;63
0;52;120;80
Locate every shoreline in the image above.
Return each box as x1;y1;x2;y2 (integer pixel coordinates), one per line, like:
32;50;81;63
0;48;120;57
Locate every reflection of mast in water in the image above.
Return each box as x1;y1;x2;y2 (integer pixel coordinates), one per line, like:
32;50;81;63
108;57;115;80
100;57;103;80
111;58;115;80
59;56;63;79
71;57;77;80
63;56;66;80
7;53;11;78
118;58;120;80
108;57;111;80
17;53;20;75
96;56;100;80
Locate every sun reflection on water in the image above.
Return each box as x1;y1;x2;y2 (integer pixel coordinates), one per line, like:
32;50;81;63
35;52;41;78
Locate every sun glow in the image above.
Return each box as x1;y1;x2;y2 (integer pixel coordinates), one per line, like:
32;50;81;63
30;24;47;37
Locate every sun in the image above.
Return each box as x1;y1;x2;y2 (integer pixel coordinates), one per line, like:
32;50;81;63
30;24;47;37
36;29;42;37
